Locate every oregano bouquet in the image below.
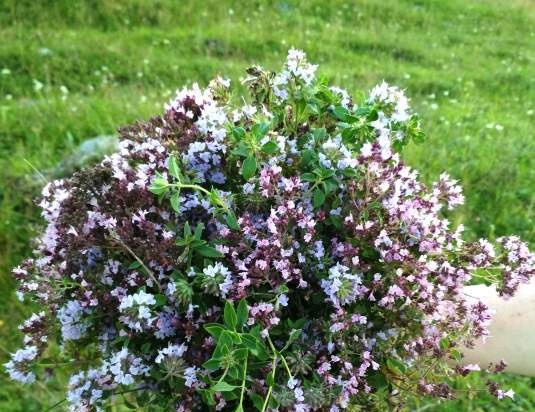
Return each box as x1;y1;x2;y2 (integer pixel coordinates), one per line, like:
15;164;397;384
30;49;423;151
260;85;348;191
6;50;534;411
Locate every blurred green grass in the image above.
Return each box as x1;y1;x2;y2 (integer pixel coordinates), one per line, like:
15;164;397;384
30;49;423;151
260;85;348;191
0;0;533;410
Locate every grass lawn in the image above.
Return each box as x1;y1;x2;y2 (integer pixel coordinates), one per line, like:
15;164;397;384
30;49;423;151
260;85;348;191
0;0;533;410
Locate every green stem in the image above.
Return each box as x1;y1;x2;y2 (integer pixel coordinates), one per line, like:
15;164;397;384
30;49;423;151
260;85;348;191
170;182;230;212
43;397;67;412
261;334;297;411
36;360;91;367
44;386;149;412
238;355;248;408
279;353;294;381
172;183;211;196
215;364;230;386
261;355;278;412
266;335;293;380
113;235;162;290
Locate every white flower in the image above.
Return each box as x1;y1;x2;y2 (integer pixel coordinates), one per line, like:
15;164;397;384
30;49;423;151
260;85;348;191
118;291;157;331
4;345;38;384
368;81;411;131
58;300;90;341
155;342;188;364
184;366;198;388
321;263;363;307
278;294;289;307
201;263;234;298
329;86;351;108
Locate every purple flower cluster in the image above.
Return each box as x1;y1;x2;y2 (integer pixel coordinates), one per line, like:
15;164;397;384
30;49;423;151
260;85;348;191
6;50;534;411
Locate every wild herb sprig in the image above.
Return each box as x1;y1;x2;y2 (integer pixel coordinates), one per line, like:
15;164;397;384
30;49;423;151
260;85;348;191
6;50;533;411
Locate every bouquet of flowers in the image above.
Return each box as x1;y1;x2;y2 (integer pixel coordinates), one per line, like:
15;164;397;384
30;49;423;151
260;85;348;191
6;50;534;411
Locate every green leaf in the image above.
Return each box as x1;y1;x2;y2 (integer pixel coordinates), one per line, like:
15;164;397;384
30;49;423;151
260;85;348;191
261;140;278;154
268;394;280;409
306;103;320;115
196;244;223;258
241;334;268;360
249;393;265;411
200;389;216;405
183;221;192;237
224;301;238;330
312;188;326;209
204;323;226;339
367;371;389;391
332;106;350;121
140;342;152;354
212;381;239;392
194;223;204;240
300;149;317;167
149;177;169;196
300;172;316;182
413;130;426;143
439;337;450;351
223;390;239;401
154;294;167;306
242;155;257;180
252;122;270;139
323;178;339;194
230;332;242;345
225;212;240;231
209;189;225;209
149;186;167;196
278;285;289;294
266;370;275;386
236;299;248;328
228;365;240;381
213;330;233;358
232;127;246;140
170;191;180;212
235;406;244;412
123;398;138;409
190;239;205;248
233;347;248;360
219;330;234;347
367;108;379;121
319;168;335;179
203;357;223;371
355;106;371;116
328;215;343;230
341;126;357;141
128;261;142;270
450;348;462;362
167;156;181;180
232;142;250;158
312;127;326;141
386;357;407;375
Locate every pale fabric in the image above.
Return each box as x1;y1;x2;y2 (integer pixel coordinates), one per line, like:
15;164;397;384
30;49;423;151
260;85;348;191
463;279;535;376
